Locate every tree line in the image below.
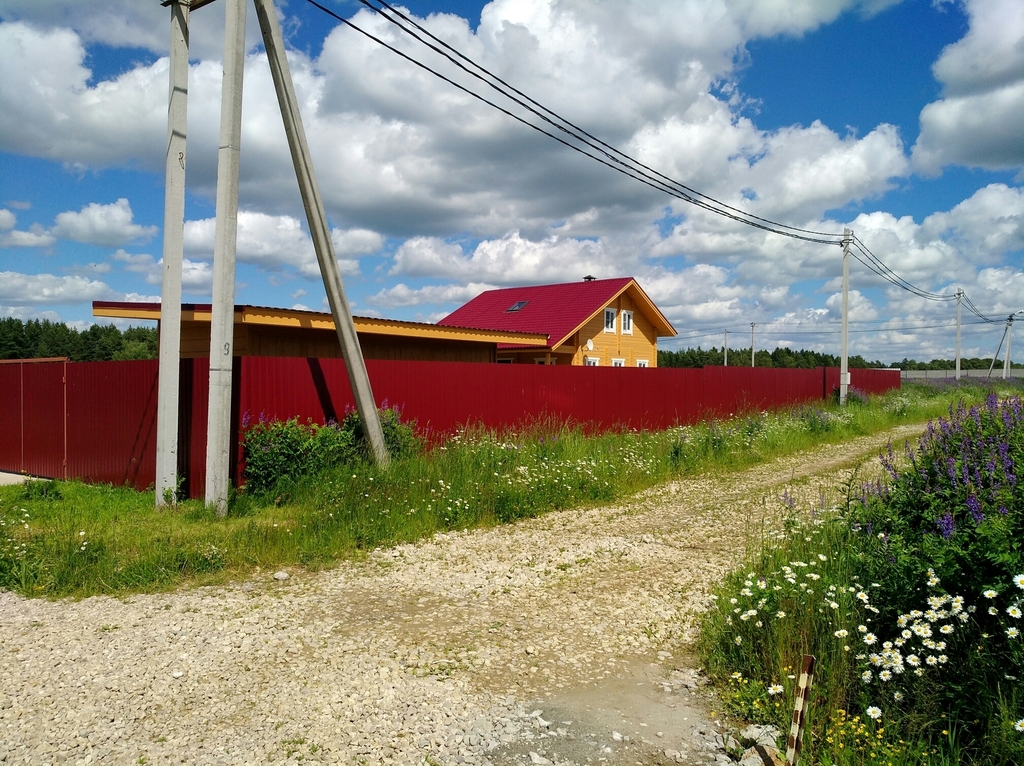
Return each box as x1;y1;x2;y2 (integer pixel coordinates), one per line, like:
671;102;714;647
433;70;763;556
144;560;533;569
657;346;885;369
0;318;158;362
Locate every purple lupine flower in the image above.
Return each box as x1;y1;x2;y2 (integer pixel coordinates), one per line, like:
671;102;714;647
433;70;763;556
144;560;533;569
936;513;956;539
999;506;1009;516
967;495;984;525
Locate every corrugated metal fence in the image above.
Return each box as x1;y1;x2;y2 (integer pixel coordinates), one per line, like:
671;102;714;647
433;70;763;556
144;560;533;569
0;357;899;495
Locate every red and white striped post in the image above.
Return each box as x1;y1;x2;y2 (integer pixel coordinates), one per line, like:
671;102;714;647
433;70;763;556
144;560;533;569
785;654;816;766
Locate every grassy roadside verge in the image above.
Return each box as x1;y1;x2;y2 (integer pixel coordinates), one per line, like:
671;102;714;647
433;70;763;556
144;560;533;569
699;383;1024;765
2;380;1020;600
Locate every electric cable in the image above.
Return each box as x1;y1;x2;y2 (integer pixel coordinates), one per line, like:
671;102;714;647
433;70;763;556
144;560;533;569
303;0;843;245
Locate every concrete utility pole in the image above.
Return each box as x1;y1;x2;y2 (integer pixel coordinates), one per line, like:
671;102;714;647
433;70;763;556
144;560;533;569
205;0;247;515
723;329;728;367
155;0;190;508
750;323;756;367
253;0;390;469
839;228;852;406
1005;314;1015;380
955;288;963;381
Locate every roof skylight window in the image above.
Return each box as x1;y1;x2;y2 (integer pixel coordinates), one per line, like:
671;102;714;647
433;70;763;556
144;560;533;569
506;300;529;312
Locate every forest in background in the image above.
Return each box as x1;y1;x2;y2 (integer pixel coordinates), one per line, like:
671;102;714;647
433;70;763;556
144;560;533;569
1;318;1018;369
0;318;157;362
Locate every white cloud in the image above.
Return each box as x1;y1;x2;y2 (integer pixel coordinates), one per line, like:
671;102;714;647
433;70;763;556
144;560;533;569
825;289;879;321
51;199;157;246
367;281;497;309
111;249;213;295
0;226;56;248
0;209;14;230
913;0;1024;172
183;212;372;277
0;272;118;304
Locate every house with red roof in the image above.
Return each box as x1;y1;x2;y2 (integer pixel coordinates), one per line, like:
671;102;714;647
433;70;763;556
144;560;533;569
438;277;676;366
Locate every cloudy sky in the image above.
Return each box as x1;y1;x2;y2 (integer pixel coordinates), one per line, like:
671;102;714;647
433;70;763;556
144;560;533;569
1;0;1022;362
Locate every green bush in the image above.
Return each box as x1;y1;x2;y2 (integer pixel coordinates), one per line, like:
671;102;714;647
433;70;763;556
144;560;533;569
241;406;420;496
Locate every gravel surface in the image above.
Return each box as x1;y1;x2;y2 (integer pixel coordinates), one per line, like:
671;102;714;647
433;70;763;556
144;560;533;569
0;425;923;765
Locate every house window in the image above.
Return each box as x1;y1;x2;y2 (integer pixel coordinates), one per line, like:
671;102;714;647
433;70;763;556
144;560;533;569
534;358;548;365
612;358;625;367
636;359;649;368
604;308;616;333
506;300;529;312
621;310;633;335
497;358;513;364
584;356;600;367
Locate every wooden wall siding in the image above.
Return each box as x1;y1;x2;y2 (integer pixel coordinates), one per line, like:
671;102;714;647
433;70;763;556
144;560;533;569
175;320;494;363
564;291;659;367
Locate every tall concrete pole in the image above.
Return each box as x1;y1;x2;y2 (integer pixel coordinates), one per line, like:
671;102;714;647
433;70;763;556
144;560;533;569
723;329;728;367
253;0;390;468
205;0;247;515
750;323;755;367
955;288;962;381
155;0;190;508
840;228;852;406
1004;316;1013;379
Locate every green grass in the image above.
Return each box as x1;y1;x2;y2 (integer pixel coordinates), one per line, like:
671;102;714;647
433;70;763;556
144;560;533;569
2;379;1020;600
698;381;1024;766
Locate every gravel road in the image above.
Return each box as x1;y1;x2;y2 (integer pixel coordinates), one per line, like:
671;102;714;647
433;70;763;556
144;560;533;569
0;425;923;765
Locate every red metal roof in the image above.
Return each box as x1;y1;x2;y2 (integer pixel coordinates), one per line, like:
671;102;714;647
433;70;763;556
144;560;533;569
437;277;643;349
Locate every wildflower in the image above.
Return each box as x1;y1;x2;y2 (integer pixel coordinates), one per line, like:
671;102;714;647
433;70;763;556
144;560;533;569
857;592;869;603
983;589;998;599
989;607;999;616
893;691;904;702
940;624;954;634
734;636;743;645
863;633;878;645
740;588;753;597
731;672;743;680
1015;720;1024;733
861;670;873;683
906;655;921;667
927;568;940;586
938;655;948;664
835;629;849;638
1008;627;1020;639
829;601;839;609
776;611;786;619
858;625;868;633
768;684;784;696
926;656;939;666
1009;573;1023;589
730;598;738;604
818;554;827;561
1008;606;1022;619
866;707;882;721
879;670;892;682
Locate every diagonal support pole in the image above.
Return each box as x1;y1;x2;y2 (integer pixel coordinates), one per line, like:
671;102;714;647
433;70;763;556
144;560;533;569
785;654;815;766
252;0;390;469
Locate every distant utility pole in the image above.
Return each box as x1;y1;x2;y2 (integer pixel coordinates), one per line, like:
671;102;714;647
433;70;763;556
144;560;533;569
155;0;190;508
839;228;852;406
750;323;756;367
955;288;963;381
1005;314;1016;380
723;328;728;367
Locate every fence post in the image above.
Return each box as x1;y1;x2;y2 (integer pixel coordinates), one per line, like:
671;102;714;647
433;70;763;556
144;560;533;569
786;654;816;766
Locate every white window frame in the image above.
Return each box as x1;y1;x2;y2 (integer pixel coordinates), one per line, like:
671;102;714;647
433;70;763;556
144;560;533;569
621;310;633;335
603;308;616;333
612;358;625;367
584;356;600;367
636;359;649;368
534;358;548;365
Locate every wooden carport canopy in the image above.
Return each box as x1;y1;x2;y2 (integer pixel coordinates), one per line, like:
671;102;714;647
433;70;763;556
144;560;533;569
93;301;549;364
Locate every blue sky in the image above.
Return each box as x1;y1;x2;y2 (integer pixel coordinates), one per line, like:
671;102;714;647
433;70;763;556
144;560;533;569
1;0;1022;363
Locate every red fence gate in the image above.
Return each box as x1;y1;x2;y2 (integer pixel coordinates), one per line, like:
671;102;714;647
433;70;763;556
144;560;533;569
0;358;900;496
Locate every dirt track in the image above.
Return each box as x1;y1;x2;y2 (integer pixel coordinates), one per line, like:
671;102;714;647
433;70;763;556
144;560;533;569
0;424;925;765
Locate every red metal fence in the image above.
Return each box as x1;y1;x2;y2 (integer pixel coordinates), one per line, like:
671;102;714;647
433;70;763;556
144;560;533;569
0;357;899;496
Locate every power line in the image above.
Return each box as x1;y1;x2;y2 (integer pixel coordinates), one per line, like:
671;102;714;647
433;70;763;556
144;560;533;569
303;0;1012;329
304;0;843;245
